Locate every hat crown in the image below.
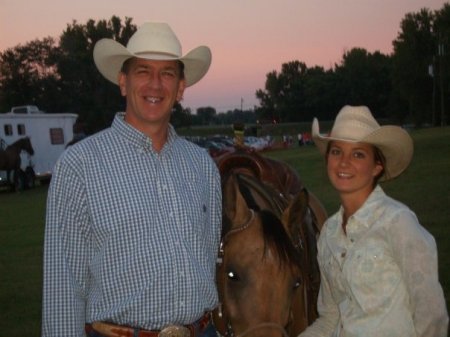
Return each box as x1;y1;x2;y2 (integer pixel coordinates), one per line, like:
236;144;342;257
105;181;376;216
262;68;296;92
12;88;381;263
93;21;211;87
127;22;182;58
330;106;381;141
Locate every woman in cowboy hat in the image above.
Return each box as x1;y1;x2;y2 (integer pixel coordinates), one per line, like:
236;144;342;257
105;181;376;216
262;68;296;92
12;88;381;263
300;106;448;337
42;22;221;337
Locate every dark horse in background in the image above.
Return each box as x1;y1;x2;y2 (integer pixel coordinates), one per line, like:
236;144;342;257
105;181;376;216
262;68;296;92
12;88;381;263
0;137;35;191
213;147;327;337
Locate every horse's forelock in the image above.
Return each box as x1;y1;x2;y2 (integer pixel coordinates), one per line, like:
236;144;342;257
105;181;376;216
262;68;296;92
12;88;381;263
259;210;302;270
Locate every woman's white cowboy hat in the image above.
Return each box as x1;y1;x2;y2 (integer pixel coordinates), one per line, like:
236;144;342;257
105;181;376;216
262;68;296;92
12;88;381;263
93;22;211;87
312;105;413;181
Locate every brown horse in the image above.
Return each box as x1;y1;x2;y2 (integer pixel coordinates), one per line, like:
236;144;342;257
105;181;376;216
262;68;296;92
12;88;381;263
213;148;327;337
0;137;35;189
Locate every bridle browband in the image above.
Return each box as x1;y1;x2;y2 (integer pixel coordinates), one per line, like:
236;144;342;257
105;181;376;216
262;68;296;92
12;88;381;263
222;209;255;240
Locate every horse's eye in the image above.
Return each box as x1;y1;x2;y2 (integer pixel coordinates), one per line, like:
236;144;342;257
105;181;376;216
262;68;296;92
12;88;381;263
227;271;240;281
293;279;301;289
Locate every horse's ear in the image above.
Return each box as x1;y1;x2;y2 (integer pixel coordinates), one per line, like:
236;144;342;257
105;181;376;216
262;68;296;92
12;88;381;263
281;188;309;240
223;173;252;228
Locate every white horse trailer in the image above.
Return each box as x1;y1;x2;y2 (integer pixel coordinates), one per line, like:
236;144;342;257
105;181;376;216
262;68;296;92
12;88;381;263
0;105;78;186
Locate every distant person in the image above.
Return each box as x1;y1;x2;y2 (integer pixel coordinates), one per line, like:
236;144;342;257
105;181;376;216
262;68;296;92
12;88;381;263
303;132;311;145
297;132;303;146
300;105;448;337
283;134;288;148
42;22;221;337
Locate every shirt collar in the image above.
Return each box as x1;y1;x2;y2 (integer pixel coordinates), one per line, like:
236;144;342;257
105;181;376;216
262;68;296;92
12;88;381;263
338;185;386;235
111;112;178;153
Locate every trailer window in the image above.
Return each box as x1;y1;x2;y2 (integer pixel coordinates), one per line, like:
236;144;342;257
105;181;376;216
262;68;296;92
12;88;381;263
49;128;65;144
17;124;26;135
12;107;28;114
4;124;13;136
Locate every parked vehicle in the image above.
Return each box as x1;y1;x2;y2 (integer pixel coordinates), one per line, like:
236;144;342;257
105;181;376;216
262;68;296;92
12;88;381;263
186;135;236;158
0;105;78;187
244;136;271;151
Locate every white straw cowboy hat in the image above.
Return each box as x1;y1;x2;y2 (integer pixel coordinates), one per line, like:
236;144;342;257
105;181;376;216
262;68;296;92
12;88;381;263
312;105;413;181
93;22;211;87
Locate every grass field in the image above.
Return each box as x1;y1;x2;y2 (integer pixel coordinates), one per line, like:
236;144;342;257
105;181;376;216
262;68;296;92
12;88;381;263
0;126;449;336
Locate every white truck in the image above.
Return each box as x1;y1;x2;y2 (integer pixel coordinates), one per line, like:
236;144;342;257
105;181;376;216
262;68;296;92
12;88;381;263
0;105;78;187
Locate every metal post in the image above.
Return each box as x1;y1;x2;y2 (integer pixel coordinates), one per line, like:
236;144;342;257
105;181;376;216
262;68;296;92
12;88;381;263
430;62;436;126
438;33;447;126
439;43;445;126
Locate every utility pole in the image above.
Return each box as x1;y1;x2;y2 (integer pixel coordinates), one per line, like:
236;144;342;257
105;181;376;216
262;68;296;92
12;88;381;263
430;61;436;126
439;33;447;126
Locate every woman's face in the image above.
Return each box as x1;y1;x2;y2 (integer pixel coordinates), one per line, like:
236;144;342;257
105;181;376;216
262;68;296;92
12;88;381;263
326;140;383;200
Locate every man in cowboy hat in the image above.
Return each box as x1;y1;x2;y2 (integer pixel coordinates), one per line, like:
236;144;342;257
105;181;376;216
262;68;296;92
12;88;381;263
300;106;448;337
42;22;221;337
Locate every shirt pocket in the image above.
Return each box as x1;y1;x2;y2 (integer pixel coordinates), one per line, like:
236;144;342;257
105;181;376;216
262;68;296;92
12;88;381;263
351;244;400;302
354;245;386;283
175;175;210;236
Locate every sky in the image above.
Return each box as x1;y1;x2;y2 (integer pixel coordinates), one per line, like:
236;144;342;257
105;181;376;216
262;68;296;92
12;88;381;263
0;0;447;113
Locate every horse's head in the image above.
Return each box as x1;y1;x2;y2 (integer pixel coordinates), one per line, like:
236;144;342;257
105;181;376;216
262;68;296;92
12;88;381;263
214;173;310;337
19;137;34;156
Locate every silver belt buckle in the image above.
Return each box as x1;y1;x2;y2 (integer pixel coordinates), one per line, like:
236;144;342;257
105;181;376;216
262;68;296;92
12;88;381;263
159;325;191;337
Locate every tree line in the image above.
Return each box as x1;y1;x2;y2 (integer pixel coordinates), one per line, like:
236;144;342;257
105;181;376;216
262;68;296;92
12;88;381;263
0;4;449;134
255;4;450;127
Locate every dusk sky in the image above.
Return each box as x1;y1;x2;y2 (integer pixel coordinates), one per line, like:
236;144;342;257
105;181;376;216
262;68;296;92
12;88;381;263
0;0;447;112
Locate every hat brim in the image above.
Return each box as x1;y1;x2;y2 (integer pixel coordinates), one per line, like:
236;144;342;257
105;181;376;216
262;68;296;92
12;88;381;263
93;39;211;87
312;118;413;181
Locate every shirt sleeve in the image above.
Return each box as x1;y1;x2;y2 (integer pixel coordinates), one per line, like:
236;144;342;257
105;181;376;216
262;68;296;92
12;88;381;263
42;154;90;337
387;209;449;337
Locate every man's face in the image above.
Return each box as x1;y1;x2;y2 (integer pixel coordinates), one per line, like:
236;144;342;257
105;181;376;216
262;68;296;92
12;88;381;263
118;58;186;133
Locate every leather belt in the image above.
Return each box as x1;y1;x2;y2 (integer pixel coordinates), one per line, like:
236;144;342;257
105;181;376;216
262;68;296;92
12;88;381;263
85;312;211;337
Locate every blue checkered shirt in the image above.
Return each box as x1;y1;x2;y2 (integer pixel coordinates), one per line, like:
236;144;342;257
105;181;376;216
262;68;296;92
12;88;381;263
42;113;222;337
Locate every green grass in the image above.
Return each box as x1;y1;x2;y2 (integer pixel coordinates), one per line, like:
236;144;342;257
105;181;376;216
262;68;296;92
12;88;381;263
0;126;449;336
0;186;47;336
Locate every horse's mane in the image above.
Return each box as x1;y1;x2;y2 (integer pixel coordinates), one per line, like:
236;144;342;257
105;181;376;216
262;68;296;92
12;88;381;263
228;173;302;270
259;210;302;271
